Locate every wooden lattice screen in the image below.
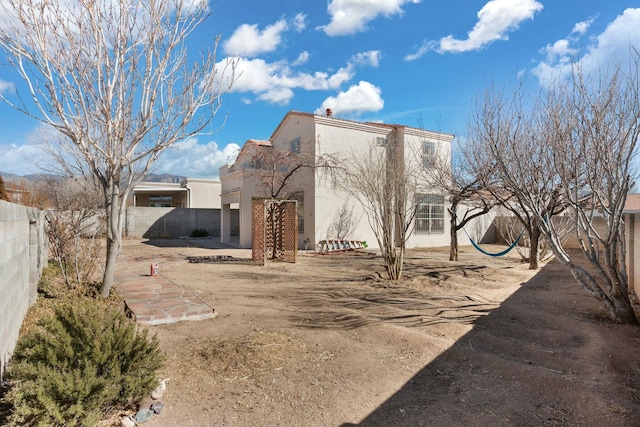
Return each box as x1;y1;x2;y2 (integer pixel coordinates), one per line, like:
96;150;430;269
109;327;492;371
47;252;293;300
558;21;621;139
251;198;298;265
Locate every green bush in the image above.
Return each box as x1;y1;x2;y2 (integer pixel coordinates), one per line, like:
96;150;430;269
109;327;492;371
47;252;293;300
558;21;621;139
3;301;164;427
190;228;210;238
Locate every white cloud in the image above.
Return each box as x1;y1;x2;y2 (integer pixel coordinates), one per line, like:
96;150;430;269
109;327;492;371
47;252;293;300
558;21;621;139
572;16;596;35
223;19;288;57
533;8;640;88
351;50;381;67
218;49;380;105
316;81;384;116
321;0;421;37
405;0;543;60
292;13;307;32
153;139;240;178
292;51;310;66
0;79;15;95
0;142;47;175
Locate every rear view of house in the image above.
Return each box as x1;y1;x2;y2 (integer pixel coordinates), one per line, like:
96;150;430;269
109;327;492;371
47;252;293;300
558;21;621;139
220;110;455;250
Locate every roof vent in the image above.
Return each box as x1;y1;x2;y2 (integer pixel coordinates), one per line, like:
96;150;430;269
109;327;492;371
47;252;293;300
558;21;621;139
326;108;332;117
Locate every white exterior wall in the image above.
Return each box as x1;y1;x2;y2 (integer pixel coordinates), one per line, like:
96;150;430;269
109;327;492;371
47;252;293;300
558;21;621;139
268;114;316;247
185;179;221;209
402;127;455;248
313;118;392;248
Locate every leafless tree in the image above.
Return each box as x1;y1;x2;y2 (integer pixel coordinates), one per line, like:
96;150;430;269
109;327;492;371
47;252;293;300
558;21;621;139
44;175;104;288
467;83;566;270
336;137;419;280
420;138;495;261
245;138;337;260
0;0;234;297
327;201;358;240
470;56;640;324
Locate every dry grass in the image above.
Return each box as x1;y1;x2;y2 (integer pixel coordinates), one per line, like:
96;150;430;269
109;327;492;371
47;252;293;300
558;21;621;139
197;330;309;382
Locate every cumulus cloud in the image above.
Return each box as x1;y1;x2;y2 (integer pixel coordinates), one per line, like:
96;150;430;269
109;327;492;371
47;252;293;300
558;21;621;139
0;142;47;175
532;8;640;88
218;50;381;105
321;0;421;37
315;81;384;116
405;0;543;60
222;13;310;57
153;139;241;178
223;19;288;57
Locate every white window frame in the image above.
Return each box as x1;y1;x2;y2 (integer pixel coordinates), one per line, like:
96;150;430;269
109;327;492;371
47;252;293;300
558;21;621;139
415;194;445;234
422;141;437;169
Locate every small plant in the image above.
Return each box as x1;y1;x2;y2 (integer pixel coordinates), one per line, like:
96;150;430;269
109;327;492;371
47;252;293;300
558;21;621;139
190;228;210;238
3;301;164;427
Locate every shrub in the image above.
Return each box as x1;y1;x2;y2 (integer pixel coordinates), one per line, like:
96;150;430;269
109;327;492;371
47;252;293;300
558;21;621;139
190;228;210;238
3;301;164;427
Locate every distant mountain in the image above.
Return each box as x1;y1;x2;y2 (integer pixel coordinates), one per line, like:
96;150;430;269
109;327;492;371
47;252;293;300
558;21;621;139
142;173;185;183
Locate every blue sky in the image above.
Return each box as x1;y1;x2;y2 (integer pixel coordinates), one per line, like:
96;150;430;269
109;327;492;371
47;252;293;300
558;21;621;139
1;0;640;178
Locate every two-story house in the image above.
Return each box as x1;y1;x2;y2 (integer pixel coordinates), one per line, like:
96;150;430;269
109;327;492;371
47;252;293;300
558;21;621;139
220;110;456;249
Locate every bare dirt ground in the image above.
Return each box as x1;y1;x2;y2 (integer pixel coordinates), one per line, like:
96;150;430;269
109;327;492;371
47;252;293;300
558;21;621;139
124;238;640;427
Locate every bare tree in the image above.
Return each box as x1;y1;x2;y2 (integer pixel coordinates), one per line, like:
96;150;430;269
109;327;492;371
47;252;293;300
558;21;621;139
0;0;234;297
467;84;565;270
420;138;495;261
470;57;640;324
327;201;357;240
44;176;104;288
245;138;337;260
336;137;419;280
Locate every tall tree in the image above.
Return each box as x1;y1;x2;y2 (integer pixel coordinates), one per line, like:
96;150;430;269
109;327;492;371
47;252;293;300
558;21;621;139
470;58;640;324
336;136;419;280
420;138;495;261
0;0;234;297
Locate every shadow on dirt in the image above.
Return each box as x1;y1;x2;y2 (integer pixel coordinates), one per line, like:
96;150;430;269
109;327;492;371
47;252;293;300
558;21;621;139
339;259;640;427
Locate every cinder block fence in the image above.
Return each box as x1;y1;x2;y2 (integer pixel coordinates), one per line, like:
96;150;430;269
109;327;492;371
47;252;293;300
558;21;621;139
0;200;47;378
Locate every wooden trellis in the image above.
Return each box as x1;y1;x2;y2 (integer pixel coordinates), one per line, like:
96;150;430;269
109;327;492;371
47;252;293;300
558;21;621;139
251;198;298;265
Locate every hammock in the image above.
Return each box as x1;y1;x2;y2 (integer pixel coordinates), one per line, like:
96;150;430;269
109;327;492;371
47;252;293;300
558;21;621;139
462;227;525;258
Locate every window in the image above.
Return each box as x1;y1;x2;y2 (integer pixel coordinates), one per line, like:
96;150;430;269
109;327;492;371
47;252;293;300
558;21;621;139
149;195;173;207
422;141;437;169
290;137;301;154
376;136;388;146
415;194;445;234
288;190;304;233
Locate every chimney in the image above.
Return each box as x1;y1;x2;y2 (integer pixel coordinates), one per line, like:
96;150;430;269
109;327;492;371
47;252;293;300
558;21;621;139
326;108;332;117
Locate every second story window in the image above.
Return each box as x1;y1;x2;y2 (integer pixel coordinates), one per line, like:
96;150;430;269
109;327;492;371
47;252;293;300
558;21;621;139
422;141;437;169
290;137;301;154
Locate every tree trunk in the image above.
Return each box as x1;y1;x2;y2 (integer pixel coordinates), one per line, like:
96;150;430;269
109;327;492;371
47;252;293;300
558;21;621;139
100;235;121;297
528;225;541;270
99;181;124;298
611;290;639;324
450;221;458;261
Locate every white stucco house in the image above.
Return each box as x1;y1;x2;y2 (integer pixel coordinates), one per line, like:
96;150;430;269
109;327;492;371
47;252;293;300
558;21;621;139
220;110;487;250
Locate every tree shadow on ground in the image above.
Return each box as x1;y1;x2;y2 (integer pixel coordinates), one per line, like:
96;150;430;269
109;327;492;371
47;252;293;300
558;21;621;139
339;259;640;427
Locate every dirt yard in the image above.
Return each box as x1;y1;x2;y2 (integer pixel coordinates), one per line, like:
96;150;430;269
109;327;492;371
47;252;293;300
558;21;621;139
122;238;640;427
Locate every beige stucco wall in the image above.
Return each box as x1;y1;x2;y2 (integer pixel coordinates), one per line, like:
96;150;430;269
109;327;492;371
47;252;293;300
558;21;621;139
185;179;221;209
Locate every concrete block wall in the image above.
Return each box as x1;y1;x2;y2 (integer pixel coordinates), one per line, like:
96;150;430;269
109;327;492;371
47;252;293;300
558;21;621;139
126;207;240;239
0;200;47;378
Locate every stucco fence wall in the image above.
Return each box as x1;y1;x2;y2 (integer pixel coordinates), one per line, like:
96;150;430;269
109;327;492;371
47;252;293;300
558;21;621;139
0;200;48;378
125;207;239;239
